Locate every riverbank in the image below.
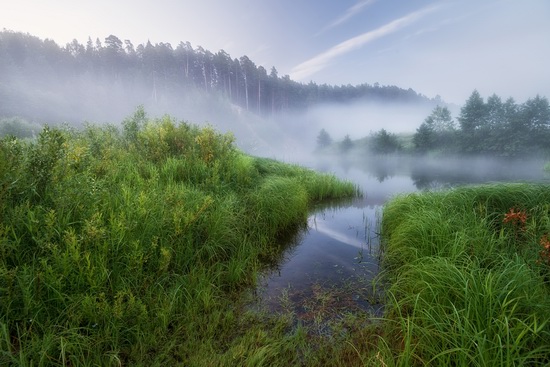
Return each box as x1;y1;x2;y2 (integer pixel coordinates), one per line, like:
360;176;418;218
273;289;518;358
5;111;550;366
0;111;358;365
378;184;550;365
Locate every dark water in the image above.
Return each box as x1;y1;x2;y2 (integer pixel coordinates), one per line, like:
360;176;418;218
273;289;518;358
256;156;550;318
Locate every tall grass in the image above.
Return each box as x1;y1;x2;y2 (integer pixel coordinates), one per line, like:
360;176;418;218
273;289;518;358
377;184;550;366
0;110;357;365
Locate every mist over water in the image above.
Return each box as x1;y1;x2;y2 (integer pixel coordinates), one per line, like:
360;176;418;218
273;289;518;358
5;44;549;318
6;60;550;321
4;55;439;160
255;141;549;319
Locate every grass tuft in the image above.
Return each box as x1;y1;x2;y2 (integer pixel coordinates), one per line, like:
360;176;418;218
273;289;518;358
378;184;550;366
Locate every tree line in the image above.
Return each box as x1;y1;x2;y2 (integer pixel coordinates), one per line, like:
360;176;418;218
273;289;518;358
413;90;550;157
0;30;434;122
317;90;550;158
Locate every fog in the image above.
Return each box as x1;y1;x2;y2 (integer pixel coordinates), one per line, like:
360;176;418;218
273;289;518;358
3;65;440;163
3;63;549;191
291;101;435;138
3;72;281;153
3;1;549;107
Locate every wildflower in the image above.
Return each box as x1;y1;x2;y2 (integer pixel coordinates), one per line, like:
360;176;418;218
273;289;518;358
503;207;527;225
539;234;550;266
503;207;528;234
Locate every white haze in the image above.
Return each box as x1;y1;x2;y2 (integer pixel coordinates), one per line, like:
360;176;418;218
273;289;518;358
5;68;549;190
304;101;434;138
8;71;434;162
2;1;549;105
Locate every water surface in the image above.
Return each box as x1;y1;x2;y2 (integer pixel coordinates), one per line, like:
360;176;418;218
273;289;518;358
256;156;550;319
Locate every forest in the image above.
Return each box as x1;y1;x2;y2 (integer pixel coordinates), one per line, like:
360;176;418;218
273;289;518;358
0;30;435;124
319;90;550;158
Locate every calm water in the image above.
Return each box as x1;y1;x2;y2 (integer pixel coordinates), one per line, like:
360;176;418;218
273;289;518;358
256;156;550;318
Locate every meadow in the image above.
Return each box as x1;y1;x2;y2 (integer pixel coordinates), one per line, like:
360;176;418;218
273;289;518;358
0;109;358;366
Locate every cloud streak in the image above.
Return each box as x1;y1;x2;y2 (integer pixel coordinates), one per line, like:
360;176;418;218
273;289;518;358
317;0;377;35
291;5;439;81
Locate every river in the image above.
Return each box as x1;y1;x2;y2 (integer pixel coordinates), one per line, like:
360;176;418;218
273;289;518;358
255;155;550;321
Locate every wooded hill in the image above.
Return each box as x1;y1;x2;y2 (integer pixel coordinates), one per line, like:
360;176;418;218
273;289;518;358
0;30;436;124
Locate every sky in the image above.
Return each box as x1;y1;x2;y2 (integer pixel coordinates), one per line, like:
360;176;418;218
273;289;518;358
2;0;550;104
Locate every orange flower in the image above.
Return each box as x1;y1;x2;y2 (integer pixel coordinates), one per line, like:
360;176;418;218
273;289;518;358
503;207;527;225
539;234;550;266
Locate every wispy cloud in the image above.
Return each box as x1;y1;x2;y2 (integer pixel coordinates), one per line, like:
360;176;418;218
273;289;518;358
317;0;377;35
291;5;439;81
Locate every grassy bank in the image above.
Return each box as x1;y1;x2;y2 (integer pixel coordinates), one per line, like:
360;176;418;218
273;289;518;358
378;184;550;366
0;109;358;366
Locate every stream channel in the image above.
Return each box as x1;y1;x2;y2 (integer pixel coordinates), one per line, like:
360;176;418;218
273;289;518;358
254;156;550;322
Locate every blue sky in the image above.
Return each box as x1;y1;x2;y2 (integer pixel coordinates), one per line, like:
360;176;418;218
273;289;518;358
2;0;549;104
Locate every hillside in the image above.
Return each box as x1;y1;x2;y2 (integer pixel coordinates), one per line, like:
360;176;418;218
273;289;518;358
0;31;437;125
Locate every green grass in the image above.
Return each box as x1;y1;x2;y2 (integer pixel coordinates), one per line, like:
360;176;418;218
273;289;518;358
5;108;549;366
377;184;550;366
0;110;358;366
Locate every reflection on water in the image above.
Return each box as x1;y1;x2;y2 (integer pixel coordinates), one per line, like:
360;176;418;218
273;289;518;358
258;202;383;317
348;155;550;190
256;155;550;319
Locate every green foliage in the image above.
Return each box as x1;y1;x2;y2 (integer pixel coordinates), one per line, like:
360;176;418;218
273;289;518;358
122;104;146;144
429;105;455;132
414;106;456;154
370;128;402;154
458;90;488;153
379;184;550;365
340;134;353;153
521;95;550;149
316;128;332;150
413;122;435;153
26;126;66;202
316;91;550;159
0;110;357;365
411;91;550;157
249;177;309;238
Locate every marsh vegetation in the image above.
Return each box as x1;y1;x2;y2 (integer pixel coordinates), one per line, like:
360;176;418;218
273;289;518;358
0;109;359;365
2;94;550;366
379;184;550;366
2;17;550;367
3;109;550;366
